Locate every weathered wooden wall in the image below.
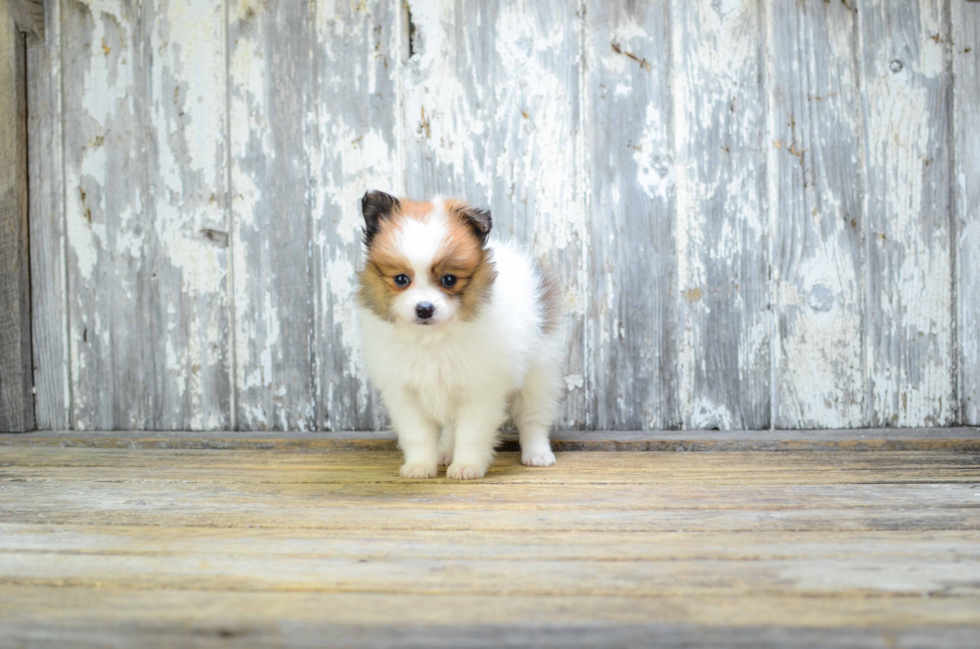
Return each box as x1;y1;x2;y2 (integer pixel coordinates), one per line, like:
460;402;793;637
24;0;980;431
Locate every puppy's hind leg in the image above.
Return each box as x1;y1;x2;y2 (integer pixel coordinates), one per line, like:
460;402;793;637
512;360;561;467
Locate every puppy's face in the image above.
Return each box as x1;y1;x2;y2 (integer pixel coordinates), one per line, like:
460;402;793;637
357;191;496;327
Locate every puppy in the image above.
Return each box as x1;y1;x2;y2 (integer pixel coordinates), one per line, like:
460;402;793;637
356;190;564;480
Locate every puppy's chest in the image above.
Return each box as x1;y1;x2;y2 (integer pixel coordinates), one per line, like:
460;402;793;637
398;345;472;419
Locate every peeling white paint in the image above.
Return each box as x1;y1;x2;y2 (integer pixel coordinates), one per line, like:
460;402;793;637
403;1;491;191
79;5;130;125
862;1;953;426
688;397;734;430
168;238;226;295
672;0;768;429
324;124;395;246
714;0;743;20
162;0;226;188
325;254;361;376
66;201;101;280
564;374;584;392
634;102;673;200
495;5;579;256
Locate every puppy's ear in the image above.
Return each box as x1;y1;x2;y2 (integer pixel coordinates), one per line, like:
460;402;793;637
456;203;493;246
361;190;400;246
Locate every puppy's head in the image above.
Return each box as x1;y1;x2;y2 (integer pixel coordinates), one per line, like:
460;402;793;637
357;190;496;327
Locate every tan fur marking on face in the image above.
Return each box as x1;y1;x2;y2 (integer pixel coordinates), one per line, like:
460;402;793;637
357;261;397;320
398;198;435;221
431;200;496;320
366;213;405;263
457;252;497;319
357;212;414;320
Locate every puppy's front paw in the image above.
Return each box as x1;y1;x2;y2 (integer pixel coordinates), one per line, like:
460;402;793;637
522;449;556;467
399;462;438;479
446;462;486;480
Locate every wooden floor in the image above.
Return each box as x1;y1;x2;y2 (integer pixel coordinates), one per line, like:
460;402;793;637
2;432;980;648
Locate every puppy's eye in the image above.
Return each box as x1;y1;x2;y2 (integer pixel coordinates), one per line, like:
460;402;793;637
394;274;411;287
440;274;457;288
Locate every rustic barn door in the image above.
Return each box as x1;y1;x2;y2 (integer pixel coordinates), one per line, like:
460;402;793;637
8;0;979;432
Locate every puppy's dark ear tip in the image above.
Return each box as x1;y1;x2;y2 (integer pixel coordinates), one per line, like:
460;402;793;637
362;189;390;207
461;205;492;245
361;190;400;217
478;210;492;233
361;190;400;246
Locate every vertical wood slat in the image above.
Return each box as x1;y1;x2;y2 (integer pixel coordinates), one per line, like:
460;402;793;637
583;0;677;430
0;4;34;432
402;0;588;428
27;0;69;430
310;0;400;432
228;0;316;430
953;1;980;425
768;1;865;428
144;0;231;429
62;0;153;430
859;0;955;427
670;0;770;430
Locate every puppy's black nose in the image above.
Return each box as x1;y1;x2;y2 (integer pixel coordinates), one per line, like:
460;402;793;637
415;302;435;320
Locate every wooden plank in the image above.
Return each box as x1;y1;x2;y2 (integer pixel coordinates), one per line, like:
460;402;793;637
27;0;69;430
5;472;978;500
228;0;316;430
1;588;977;648
768;0;865;428
670;0;769;429
3;427;980;452
2;503;977;536
143;0;231;429
5;525;977;562
953;0;980;425
6;478;980;514
8;0;43;42
61;0;150;429
402;0;589;428
309;0;399;431
4;549;980;598
583;1;678;429
0;3;34;433
0;445;975;470
860;0;955;427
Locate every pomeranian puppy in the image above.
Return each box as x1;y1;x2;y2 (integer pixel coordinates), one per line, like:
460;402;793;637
356;190;564;480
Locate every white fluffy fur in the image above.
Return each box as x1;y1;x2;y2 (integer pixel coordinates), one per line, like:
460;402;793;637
357;225;564;480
